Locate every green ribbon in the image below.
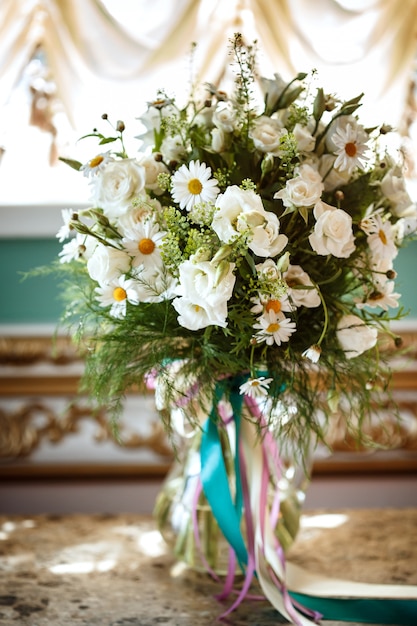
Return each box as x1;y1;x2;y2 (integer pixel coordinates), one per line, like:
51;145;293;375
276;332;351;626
200;377;248;570
291;593;417;624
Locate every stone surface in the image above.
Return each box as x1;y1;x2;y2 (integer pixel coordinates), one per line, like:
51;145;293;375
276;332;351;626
0;509;416;625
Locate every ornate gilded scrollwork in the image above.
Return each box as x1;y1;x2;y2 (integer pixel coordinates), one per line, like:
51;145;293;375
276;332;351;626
0;400;173;460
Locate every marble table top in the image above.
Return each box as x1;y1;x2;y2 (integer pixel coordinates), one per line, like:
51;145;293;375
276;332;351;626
0;508;416;625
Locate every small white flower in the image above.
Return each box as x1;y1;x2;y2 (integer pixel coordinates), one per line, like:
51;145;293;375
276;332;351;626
95;276;140;318
362;214;398;262
171;160;220;212
336;314;378;359
332;122;369;175
356;281;400;311
239;376;273;398
59;233;98;263
302;345;322;363
283;264;321;308
80;152;113;178
56;209;76;242
253;310;297;346
293;123;315;152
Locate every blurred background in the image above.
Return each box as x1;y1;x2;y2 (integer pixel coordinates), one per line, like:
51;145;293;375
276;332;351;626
1;0;417;514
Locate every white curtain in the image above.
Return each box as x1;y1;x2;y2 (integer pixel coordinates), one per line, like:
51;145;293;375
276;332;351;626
0;0;416;163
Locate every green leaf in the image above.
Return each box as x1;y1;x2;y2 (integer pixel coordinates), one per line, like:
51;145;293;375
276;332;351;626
58;157;83;171
99;137;117;145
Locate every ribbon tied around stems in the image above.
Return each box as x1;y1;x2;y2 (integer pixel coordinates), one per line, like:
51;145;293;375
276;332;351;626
197;376;417;625
199;376;318;625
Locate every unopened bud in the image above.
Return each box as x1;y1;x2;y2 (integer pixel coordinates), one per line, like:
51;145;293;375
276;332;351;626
214;260;230;287
154;152;163;162
101;113;108;120
335;190;344;202
211;244;233;265
116;120;125;132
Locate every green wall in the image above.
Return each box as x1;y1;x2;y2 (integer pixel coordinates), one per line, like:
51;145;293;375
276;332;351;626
2;237;417;325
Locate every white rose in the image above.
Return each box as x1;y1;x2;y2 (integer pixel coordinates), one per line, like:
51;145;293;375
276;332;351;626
139;155;169;195
283;264;320;308
275;163;324;208
380;168;414;217
249;116;286;155
211;127;226;153
212;186;288;257
92;159;146;218
87;243;131;285
172;259;236;330
117;200;161;238
336;314;378;359
309;201;356;258
293;123;315;152
212;102;237;132
160;134;186;162
319;154;351;192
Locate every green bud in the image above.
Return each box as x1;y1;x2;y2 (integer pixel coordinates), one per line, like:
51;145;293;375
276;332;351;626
211;244;233;265
276;251;290;272
214;260;231;287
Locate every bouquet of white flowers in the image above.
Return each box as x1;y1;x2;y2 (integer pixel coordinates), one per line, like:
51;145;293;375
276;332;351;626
52;35;416;624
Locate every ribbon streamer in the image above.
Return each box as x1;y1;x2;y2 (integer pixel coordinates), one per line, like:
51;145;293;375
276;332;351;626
197;378;417;625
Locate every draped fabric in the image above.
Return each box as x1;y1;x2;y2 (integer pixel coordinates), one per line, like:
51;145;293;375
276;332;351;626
1;0;417;128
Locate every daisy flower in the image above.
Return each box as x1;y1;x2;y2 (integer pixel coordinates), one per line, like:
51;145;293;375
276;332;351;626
171;160;220;211
80;151;113;177
239;376;273;399
356;281;400;311
250;294;294;316
253;310;297;346
95;276;140;318
332;123;369;175
56;208;76;242
362;214;398;261
122;220;166;270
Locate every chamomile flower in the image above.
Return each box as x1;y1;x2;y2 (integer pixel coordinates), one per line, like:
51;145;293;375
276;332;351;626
239;376;273;399
253;310;297;346
362;213;398;261
356;281;400;311
122;220;166;270
56;208;76;242
80;151;113;177
171;160;220;211
95;276;140;318
250;294;294;316
332;123;369;175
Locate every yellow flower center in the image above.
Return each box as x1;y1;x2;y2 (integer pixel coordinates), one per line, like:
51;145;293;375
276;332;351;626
251;380;260;387
188;178;203;195
266;322;280;333
113;286;127;302
138;238;155;254
369;291;383;301
89;155;105;168
345;142;357;157
194;304;202;312
265;299;281;314
378;229;387;245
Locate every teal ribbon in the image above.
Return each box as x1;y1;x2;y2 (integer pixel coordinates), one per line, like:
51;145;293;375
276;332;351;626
200;377;248;570
198;374;417;625
291;593;417;625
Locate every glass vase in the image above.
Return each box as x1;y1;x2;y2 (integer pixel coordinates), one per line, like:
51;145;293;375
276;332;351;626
154;394;312;575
